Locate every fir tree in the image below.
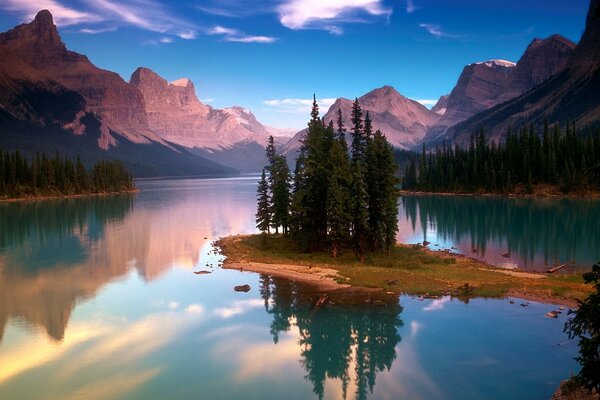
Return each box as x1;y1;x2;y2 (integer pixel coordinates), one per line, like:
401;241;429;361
349;98;369;261
256;168;271;237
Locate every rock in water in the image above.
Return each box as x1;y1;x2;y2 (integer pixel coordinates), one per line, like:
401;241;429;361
234;284;251;292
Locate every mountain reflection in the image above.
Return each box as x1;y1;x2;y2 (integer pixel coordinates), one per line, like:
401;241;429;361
400;195;600;270
0;195;135;342
259;275;403;400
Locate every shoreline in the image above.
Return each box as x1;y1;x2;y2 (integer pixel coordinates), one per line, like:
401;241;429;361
217;234;591;308
398;189;600;199
0;188;139;204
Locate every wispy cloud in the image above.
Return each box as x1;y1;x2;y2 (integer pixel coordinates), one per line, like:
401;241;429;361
406;0;416;13
263;98;337;114
278;0;392;34
196;0;271;18
0;0;198;40
88;0;198;39
208;25;277;44
419;23;460;38
415;99;437;108
79;26;117;34
1;0;100;26
423;296;451;311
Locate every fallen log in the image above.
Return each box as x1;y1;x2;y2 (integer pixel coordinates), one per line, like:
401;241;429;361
546;260;574;274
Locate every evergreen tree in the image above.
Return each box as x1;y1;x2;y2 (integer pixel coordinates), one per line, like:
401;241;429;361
256;168;271;237
326;139;352;257
270;155;291;234
350;99;369;261
564;262;600;392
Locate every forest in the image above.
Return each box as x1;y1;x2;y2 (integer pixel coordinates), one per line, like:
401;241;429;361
402;123;600;194
256;97;399;261
0;149;135;199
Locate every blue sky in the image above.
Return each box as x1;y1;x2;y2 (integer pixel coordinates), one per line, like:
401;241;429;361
0;0;590;131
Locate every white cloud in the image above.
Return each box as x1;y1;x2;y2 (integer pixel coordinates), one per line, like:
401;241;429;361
419;23;460;38
159;36;173;43
186;303;205;314
263;97;337;114
208;25;277;44
214;299;264;319
178;30;197;40
415;99;437;107
423;296;451;311
1;0;100;26
79;26;117;34
208;25;239;36
278;0;392;34
406;0;416;13
1;0;198;40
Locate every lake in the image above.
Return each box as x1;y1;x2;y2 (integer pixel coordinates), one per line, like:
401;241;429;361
0;177;595;400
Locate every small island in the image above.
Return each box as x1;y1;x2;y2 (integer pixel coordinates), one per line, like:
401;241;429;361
217;234;592;307
219;98;594;307
0;149;136;201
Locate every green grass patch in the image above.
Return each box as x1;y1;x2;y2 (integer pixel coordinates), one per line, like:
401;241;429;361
218;234;593;304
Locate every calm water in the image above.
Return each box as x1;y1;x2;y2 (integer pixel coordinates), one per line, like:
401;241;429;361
398;195;600;272
0;177;593;400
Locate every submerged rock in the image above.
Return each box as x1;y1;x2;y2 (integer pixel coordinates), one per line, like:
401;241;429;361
546;311;559;318
234;284;251;292
193;270;211;275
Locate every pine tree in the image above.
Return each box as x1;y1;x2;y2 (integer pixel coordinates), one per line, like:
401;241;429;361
349;98;369;261
256;168;271;237
327;139;352;257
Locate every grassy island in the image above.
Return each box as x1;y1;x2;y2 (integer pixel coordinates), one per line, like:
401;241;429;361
218;234;593;306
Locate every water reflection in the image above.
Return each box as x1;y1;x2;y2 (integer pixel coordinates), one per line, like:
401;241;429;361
0;178;258;344
0;195;135;342
259;276;403;400
398;195;600;271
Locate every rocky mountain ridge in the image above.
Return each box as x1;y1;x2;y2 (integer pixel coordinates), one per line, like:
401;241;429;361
427;35;576;142
439;0;600;146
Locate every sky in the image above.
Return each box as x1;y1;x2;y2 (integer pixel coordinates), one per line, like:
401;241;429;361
0;0;591;131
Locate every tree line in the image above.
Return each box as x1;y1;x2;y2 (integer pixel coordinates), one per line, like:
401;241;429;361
256;97;399;261
0;149;135;198
403;123;600;194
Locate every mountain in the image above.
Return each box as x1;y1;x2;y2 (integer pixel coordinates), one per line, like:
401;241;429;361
427;35;575;143
283;86;441;157
130;67;272;171
0;10;261;176
0;10;163;148
440;0;600;146
431;95;449;115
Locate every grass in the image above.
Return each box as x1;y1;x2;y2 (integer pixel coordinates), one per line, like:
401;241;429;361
217;234;594;304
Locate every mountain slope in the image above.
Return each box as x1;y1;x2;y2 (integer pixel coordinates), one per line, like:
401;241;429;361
0;10;238;176
440;0;600;146
130;67;272;171
283;86;440;157
427;35;576;143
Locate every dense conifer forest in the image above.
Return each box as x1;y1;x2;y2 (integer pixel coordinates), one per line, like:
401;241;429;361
402;123;600;194
0;150;135;199
257;97;399;261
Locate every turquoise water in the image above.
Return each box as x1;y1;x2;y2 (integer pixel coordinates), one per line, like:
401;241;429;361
398;195;600;272
0;177;590;399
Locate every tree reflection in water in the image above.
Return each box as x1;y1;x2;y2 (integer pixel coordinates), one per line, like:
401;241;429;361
260;275;403;400
401;195;600;270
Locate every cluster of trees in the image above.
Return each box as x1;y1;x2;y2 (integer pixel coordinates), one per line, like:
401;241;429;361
403;123;600;194
256;97;399;260
0;150;135;198
565;261;600;392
